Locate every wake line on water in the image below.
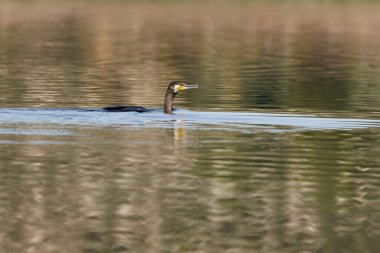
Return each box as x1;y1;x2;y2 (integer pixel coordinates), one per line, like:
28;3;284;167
0;108;379;132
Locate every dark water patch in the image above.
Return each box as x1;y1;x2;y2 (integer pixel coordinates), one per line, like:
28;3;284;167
0;128;74;136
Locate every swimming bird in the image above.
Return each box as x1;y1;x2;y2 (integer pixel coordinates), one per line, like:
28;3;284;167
103;81;198;114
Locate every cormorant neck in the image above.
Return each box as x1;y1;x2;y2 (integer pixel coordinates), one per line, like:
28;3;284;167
164;91;175;114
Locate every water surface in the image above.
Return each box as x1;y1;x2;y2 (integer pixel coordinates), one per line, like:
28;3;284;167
0;2;380;253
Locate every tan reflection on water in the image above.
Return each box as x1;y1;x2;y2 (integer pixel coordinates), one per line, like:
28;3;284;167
0;2;380;112
0;126;379;253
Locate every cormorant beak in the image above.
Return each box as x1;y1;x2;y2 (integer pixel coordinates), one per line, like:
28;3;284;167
179;84;199;91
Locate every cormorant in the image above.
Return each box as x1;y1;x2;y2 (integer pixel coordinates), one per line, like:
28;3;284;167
103;81;198;114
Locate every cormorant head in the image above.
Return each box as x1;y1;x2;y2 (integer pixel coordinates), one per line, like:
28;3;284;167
167;81;199;95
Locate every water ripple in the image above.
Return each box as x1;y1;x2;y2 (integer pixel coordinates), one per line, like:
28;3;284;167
0;109;378;133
